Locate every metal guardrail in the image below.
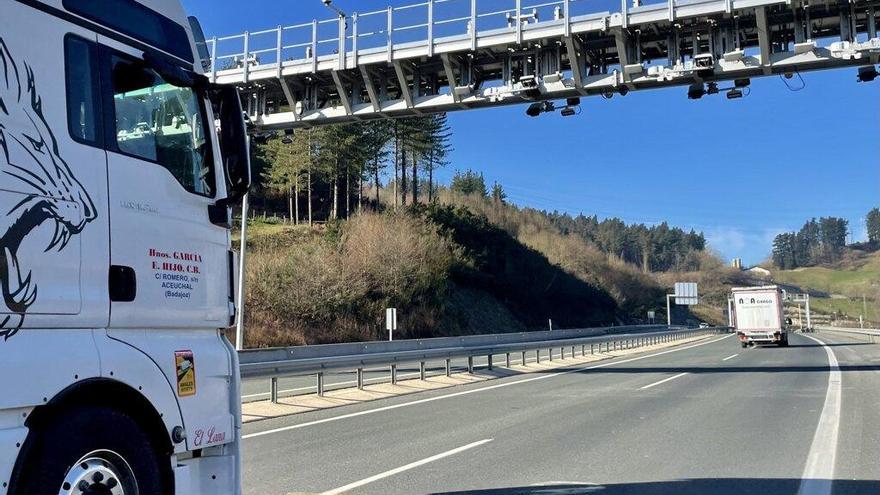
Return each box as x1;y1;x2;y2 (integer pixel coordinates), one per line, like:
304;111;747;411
239;325;728;402
816;325;880;341
207;0;606;77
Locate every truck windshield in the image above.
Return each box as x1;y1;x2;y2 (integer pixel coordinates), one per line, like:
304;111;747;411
110;55;214;197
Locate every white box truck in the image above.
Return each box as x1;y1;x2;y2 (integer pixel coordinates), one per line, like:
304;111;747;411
1;1;250;493
732;285;790;348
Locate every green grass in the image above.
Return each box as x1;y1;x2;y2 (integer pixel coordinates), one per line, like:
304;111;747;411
808;297;878;322
770;250;879;324
232;219;309;245
771;251;880;296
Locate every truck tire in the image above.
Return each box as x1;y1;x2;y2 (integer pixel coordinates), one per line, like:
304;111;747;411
12;405;168;495
741;342;748;348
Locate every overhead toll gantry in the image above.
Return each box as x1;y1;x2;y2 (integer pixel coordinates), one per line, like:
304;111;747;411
204;0;880;129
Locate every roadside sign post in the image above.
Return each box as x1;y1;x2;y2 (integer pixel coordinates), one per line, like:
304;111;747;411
667;282;699;326
386;308;397;341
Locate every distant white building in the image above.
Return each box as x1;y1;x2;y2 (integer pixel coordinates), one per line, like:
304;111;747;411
747;266;771;277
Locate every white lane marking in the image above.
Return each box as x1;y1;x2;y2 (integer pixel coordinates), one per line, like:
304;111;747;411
722;353;739;361
640;372;689;390
243;334;732;439
797;334;841;495
320;439;493;495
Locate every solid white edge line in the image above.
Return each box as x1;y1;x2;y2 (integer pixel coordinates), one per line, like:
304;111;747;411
320;439;493;495
797;334;841;495
242;334;732;440
722;353;739;361
639;372;689;390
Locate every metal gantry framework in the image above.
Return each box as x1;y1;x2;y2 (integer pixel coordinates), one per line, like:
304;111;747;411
206;0;880;129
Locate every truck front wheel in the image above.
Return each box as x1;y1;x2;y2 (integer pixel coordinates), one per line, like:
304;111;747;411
12;406;168;495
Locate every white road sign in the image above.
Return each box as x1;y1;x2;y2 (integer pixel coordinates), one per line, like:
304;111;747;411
674;282;699;305
386;308;397;340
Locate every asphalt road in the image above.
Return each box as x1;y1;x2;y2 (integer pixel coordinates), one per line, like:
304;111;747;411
240;331;880;495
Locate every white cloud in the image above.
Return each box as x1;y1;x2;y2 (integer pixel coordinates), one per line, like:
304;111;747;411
706;226;788;266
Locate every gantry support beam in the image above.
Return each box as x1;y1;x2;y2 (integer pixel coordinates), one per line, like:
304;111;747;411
207;0;880;129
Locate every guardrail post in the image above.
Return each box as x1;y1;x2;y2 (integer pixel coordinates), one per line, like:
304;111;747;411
581;344;586;356
242;31;251;83
337;12;346;70
571;346;576;358
590;343;594;354
276;25;283;77
391;364;398;384
488;355;493;371
357;368;364;389
506;353;511;367
210;36;217;82
311;20;318;73
470;0;477;50
536;349;541;364
521;351;527;365
316;373;324;396
427;0;434;57
352;12;359;67
445;359;451;376
467;356;474;374
386;7;393;63
270;377;279;403
548;348;553;361
420;361;426;380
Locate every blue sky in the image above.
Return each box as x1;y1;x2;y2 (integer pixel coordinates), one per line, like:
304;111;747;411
184;0;880;265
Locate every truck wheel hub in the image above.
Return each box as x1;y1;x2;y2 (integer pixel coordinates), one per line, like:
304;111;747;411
60;450;136;495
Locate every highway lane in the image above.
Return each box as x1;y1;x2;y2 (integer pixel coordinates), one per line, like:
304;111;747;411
813;330;880;495
241;332;879;494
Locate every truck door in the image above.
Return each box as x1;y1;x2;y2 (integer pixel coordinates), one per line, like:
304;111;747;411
0;7;109;335
96;38;230;329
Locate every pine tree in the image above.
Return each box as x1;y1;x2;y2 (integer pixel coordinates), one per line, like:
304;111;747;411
772;233;797;269
867;208;880;244
450;169;488;197
491;182;507;204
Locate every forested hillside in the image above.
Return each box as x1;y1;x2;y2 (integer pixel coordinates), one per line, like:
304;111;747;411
238;118;734;346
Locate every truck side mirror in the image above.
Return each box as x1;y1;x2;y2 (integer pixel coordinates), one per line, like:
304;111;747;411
211;85;251;207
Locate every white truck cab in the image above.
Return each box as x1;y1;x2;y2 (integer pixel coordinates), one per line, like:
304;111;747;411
1;1;250;493
732;285;790;348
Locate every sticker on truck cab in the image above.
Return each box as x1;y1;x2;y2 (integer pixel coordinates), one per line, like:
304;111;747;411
175;350;196;397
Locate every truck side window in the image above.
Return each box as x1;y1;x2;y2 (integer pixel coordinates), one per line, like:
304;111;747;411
64;35;102;146
108;54;214;197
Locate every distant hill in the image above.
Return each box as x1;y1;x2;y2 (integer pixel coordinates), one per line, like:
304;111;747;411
760;249;879;325
235;191;745;346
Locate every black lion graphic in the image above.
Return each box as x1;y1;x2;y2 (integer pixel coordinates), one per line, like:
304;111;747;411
0;37;97;339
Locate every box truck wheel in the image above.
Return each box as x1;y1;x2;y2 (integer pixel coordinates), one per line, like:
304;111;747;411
741;342;748;348
12;406;168;495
